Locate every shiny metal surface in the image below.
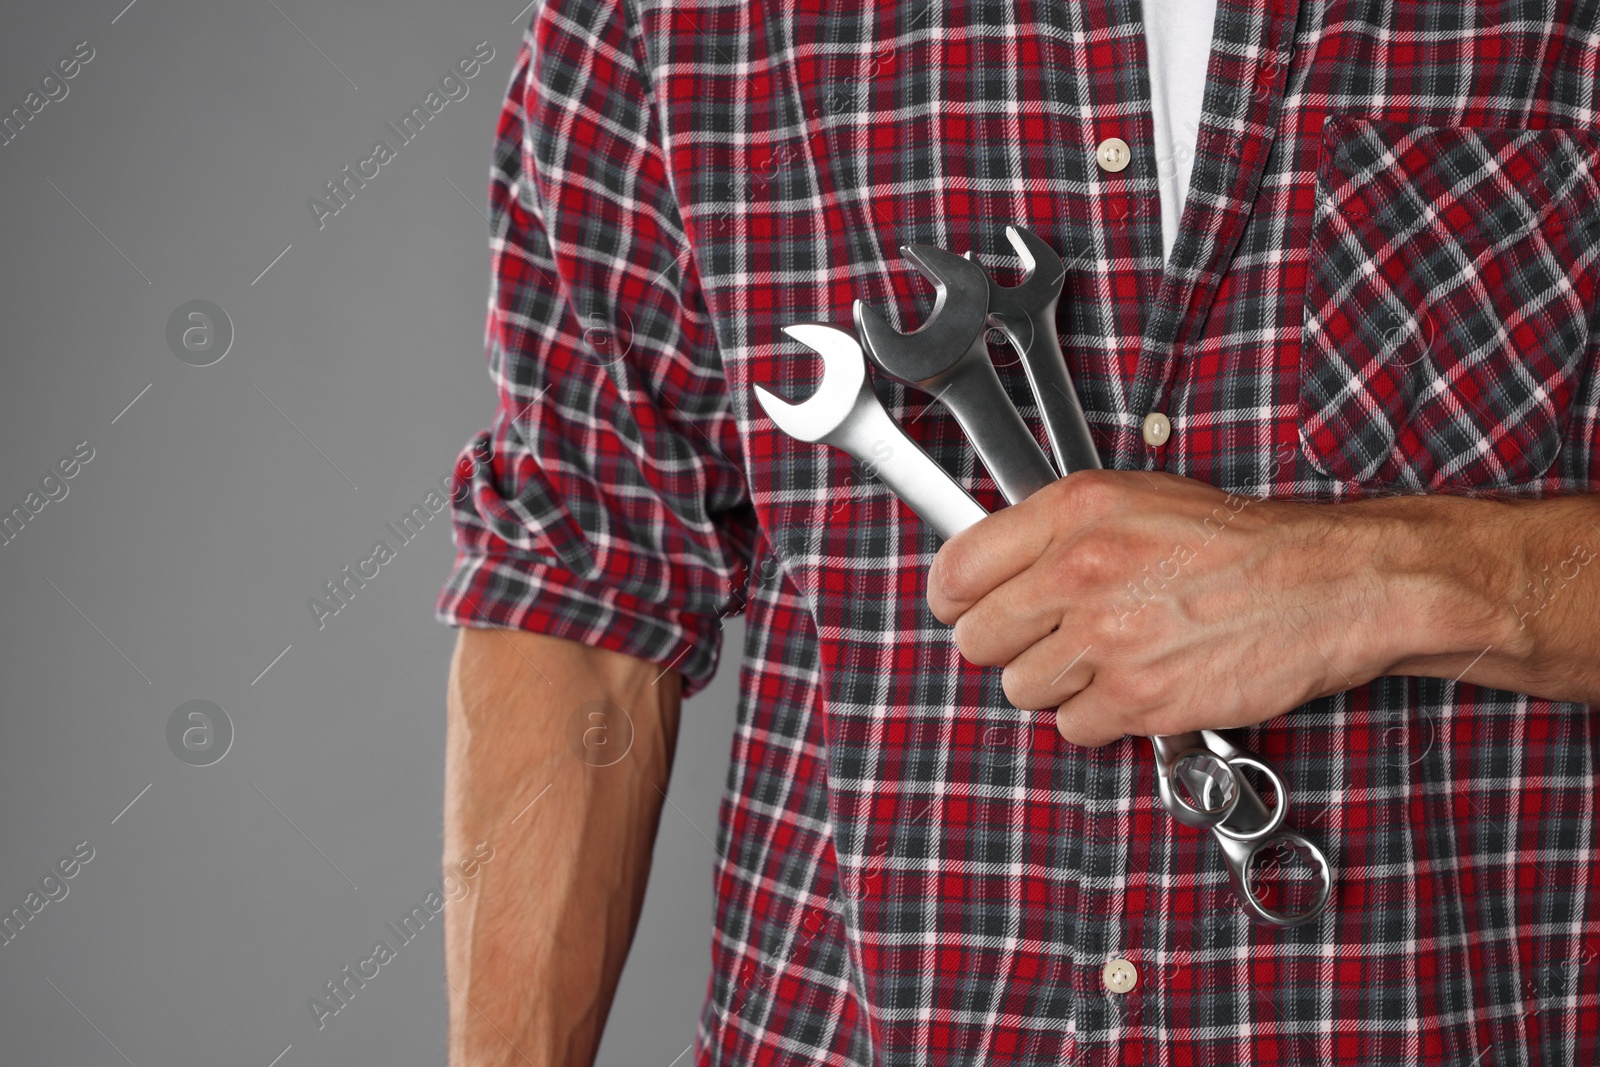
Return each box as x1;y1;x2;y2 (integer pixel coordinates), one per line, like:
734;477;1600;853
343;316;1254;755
974;226;1102;476
760;231;1332;927
1199;730;1333;927
854;244;1058;503
754;324;987;540
970;227;1331;926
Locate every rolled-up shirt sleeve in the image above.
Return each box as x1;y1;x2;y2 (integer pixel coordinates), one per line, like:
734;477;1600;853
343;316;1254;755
437;3;755;697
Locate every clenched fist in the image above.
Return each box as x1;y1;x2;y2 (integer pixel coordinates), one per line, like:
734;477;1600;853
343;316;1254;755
926;469;1415;747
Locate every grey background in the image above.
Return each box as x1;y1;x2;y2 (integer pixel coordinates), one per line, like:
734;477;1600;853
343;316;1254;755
0;2;740;1064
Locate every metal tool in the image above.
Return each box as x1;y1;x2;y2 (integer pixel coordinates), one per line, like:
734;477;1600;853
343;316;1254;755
968;226;1101;476
853;245;1058;503
752;323;987;539
758;236;1331;926
1199;730;1333;926
977;226;1331;926
757;326;1326;922
855;240;1264;834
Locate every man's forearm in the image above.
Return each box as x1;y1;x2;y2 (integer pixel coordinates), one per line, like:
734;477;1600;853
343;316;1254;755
445;628;681;1067
1354;490;1600;704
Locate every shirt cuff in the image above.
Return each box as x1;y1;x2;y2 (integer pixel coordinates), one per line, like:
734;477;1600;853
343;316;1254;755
436;549;724;697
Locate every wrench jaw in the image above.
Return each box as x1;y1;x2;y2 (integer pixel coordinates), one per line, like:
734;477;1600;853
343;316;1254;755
751;323;869;444
752;322;989;541
969;226;1068;359
857;241;1059;503
1000;225;1068;304
853;244;992;387
966;228;1102;477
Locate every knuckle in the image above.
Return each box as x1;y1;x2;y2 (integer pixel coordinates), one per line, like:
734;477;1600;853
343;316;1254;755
1114;670;1163;710
1056;468;1119;516
1062;537;1118;585
1106;593;1149;636
929;541;976;608
1000;664;1040;709
1074;544;1109;581
951;613;989;664
926;587;959;627
1055;704;1111;747
1054;704;1079;741
1083;609;1125;650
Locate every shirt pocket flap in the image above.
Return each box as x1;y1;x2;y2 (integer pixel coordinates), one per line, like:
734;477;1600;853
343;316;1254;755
1300;116;1600;489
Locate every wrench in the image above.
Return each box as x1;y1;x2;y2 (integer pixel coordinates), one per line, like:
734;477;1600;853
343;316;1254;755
969;226;1101;476
856;242;1243;829
853;244;1059;503
970;230;1238;825
753;328;1274;898
1199;730;1333;928
972;228;1330;925
752;323;987;540
761;248;1329;924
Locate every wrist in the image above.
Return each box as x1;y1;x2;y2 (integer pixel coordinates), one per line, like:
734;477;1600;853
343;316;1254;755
1345;493;1531;676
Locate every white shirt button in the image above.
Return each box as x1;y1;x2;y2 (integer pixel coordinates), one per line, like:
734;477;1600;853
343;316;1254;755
1096;136;1131;173
1102;957;1138;994
1142;411;1172;447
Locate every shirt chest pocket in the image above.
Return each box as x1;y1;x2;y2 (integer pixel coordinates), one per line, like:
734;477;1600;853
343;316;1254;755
1299;116;1600;490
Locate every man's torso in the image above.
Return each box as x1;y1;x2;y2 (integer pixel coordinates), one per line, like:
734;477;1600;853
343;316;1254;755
517;1;1600;1062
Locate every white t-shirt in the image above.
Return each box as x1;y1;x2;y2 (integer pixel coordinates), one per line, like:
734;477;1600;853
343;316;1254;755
1143;0;1219;262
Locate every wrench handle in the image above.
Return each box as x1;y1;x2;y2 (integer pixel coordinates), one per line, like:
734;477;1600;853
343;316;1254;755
934;346;1060;503
986;305;1328;922
999;311;1103;476
832;381;988;541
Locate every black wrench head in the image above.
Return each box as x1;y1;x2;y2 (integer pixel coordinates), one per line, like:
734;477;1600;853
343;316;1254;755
979;225;1067;322
853;244;990;385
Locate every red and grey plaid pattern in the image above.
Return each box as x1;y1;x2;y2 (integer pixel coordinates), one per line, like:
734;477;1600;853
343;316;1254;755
1302;116;1600;488
439;1;1600;1064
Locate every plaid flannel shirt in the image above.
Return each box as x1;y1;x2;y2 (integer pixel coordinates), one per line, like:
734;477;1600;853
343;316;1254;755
439;1;1600;1063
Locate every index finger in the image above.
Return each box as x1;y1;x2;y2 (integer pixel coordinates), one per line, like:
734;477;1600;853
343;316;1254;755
926;480;1066;623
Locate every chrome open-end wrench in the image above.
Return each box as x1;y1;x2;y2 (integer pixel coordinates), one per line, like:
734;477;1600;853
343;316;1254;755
760;242;1329;924
752;323;986;540
854;245;1058;503
969;226;1101;476
756;329;1324;924
855;236;1251;832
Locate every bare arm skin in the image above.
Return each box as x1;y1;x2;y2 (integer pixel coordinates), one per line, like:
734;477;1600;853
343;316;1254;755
926;470;1600;746
1359;489;1600;698
445;627;681;1067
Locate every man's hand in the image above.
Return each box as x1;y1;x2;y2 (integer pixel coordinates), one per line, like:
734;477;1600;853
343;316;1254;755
927;469;1600;747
